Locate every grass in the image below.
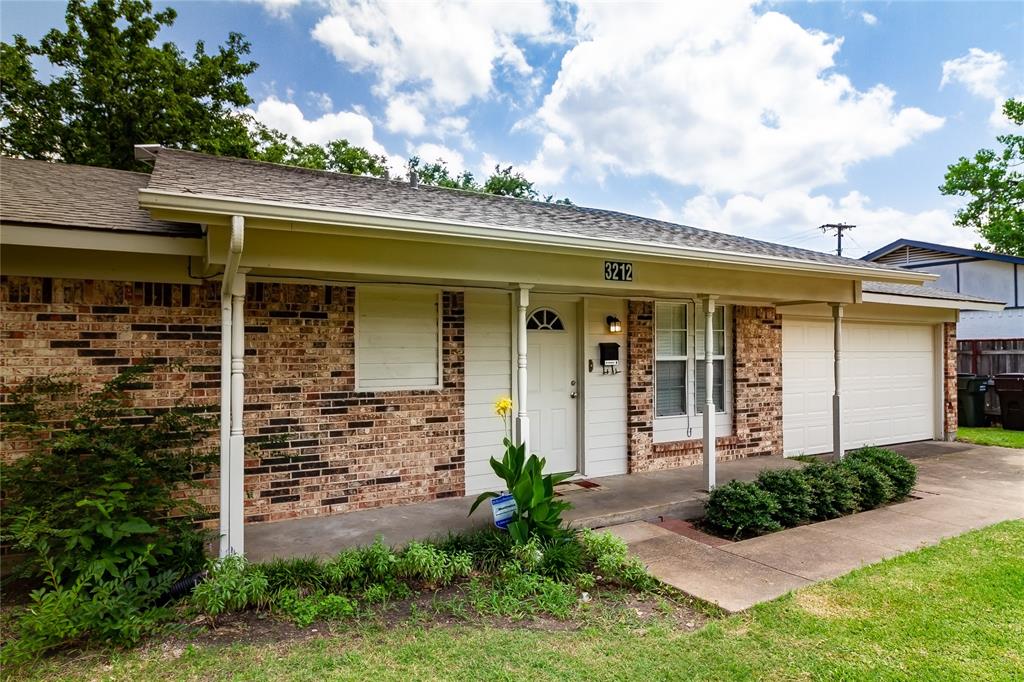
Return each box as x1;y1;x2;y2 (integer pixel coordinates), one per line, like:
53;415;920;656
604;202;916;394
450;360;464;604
12;520;1024;681
957;426;1024;448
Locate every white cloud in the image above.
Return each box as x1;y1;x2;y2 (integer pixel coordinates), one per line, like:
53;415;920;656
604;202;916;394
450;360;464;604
410;142;466;172
525;2;943;195
309;91;334;113
311;0;554;108
385;96;427;136
678;189;970;258
435;116;474;149
253;0;303;19
941;48;1016;127
246;95;390;158
860;12;878;26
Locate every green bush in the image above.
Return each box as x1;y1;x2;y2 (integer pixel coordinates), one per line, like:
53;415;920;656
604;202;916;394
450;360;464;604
846;447;917;499
579;529;655;590
801;462;859;520
1;363;215;586
755;468;812;527
258;556;328;594
396;541;472;587
538;535;585;582
191;555;269;621
434;527;514;573
703;480;782;539
842;459;896;509
270;589;355;627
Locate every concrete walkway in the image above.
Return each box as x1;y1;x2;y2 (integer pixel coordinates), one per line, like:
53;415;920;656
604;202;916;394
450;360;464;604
608;442;1023;613
247;454;802;562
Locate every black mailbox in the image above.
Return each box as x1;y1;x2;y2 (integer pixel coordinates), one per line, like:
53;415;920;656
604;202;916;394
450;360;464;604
599;342;620;374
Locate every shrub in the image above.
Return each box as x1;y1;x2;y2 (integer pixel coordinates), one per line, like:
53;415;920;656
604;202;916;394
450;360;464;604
1;551;175;666
270;589;355;627
579;529;655;591
191;555;269;622
434;527;514;573
258;556;328;594
468;438;573;544
846;447;917;499
538;535;585;582
801;462;858;520
703;480;782;539
755;468;813;527
395;541;472;587
1;363;215;586
842;459;896;510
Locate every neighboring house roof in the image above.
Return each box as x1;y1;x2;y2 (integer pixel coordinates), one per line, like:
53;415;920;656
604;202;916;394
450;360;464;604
863;238;1024;266
143;148;908;276
0;157;201;237
861;280;1004;305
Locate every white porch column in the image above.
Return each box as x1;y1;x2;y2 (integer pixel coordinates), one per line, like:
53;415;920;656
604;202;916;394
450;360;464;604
831;303;845;460
227;272;247;554
702;295;718;491
515;285;532;451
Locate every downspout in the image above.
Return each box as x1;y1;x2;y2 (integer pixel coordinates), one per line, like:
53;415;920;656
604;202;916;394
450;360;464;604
219;216;245;557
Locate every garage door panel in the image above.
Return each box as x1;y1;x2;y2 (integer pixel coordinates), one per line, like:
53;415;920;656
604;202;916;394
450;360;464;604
783;319;936;456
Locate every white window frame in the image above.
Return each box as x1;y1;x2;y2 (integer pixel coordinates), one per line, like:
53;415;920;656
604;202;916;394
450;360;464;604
354;286;443;392
653;300;733;443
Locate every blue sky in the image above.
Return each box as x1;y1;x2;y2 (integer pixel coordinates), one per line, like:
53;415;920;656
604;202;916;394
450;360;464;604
3;0;1022;257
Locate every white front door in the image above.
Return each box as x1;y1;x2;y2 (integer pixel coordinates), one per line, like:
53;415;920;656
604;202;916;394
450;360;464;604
526;298;578;474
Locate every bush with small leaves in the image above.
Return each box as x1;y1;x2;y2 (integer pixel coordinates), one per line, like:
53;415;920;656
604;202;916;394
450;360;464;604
270;589;355;627
842;459;896;510
579;529;656;590
434;527;514;573
703;480;782;539
802;461;859;520
845;447;917;499
538;535;585;582
396;541;472;588
258;556;327;594
755;468;813;527
191;555;269;622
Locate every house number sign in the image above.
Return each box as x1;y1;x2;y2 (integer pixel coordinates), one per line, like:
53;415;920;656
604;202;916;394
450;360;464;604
604;261;633;282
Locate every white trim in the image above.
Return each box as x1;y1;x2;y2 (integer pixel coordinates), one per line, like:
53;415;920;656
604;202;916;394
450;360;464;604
861;291;1004;312
0;223;204;256
138;188;933;284
354;286;444;392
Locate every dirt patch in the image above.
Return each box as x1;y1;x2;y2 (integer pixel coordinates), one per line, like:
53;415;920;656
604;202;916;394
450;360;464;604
794;587;867;620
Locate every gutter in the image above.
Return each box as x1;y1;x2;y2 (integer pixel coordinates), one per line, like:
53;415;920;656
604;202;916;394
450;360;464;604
219;216;245;557
137;188;935;285
861;291;1005;312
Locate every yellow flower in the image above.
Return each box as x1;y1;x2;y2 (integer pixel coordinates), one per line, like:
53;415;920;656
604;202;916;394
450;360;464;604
494;396;513;418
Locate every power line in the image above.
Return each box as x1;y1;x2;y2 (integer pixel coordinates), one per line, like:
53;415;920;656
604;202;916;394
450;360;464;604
819;223;856;257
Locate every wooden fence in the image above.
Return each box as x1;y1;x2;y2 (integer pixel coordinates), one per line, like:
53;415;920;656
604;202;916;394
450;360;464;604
957;338;1024;375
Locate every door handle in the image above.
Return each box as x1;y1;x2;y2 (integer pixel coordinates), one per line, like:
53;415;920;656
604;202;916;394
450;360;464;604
570;391;578;399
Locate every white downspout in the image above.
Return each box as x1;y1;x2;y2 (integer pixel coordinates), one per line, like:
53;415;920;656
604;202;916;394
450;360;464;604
219;216;245;557
702;295;718;491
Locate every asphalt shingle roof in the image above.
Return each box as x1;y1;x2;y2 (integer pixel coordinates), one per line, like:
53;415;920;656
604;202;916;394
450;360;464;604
145;149;905;274
861;280;1003;305
0;157;200;237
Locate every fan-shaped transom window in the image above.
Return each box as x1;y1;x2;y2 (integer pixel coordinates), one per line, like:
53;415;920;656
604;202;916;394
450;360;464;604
526;308;565;331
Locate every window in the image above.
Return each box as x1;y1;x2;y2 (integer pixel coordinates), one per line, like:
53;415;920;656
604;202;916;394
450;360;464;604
526;308;565;331
356;287;440;390
654;302;730;419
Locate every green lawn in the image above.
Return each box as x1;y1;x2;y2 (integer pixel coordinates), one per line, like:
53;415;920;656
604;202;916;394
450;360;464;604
15;521;1024;681
958;426;1024;448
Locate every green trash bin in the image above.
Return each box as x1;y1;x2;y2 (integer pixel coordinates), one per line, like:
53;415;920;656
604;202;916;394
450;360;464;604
957;373;989;428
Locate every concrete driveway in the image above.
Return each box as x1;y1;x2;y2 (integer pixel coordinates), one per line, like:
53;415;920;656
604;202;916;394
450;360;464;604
609;442;1023;613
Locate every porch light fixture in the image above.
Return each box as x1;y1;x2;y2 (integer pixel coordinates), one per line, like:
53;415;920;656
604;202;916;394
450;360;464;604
606;315;622;334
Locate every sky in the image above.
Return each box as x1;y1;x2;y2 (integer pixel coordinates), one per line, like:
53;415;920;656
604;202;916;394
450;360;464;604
2;0;1022;258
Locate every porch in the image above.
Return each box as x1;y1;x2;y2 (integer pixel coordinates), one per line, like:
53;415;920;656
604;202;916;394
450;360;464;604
247;453;803;562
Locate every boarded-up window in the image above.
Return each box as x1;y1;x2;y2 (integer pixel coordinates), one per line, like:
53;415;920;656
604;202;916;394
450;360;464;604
357;287;440;390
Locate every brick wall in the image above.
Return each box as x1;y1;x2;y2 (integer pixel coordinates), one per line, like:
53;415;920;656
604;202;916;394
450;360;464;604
943;321;957;440
1;276;465;524
626;301;783;472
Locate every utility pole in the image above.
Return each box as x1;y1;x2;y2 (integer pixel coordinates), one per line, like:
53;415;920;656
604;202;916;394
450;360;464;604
820;223;855;257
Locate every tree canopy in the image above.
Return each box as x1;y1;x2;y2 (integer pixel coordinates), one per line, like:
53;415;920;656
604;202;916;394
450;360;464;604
940;98;1024;256
0;0;569;202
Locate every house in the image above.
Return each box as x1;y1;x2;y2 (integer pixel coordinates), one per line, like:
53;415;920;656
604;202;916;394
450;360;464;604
863;239;1023;341
0;150;1003;557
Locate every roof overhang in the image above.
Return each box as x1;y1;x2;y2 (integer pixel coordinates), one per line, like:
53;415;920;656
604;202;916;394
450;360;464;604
861;290;1005;312
138;188;935;285
0;222;204;256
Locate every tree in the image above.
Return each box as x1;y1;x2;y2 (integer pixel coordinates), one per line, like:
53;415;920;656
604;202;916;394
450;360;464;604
940;98;1024;256
253;126;389;178
0;0;258;171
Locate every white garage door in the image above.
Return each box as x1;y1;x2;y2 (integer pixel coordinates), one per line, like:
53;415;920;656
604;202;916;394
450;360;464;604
783;318;937;456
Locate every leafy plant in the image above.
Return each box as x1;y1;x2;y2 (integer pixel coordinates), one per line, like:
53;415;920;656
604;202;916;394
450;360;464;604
270;589;355;627
469;439;573;544
703;480;782;539
801;461;859;520
1;362;215;586
538;536;585;582
190;555;269;623
258;556;328;594
396;541;472;588
579;529;655;591
434;527;515;573
846;447;917;499
842;459;896;510
755;468;813;527
465;573;578;619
